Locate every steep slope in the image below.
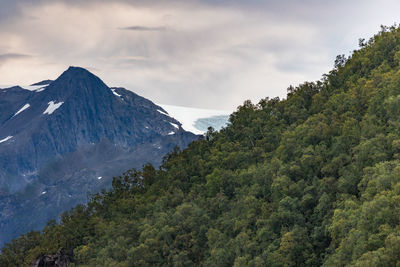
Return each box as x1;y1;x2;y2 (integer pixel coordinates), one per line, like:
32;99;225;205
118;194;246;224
0;67;198;247
5;25;400;267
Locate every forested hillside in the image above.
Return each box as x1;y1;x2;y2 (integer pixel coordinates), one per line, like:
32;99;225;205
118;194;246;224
3;25;400;266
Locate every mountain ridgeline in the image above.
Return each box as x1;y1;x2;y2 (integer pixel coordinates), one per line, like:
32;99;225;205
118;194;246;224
0;67;198;248
3;26;400;266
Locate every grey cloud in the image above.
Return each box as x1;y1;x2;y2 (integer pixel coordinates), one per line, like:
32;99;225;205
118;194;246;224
0;0;399;110
0;53;31;62
119;26;167;31
0;53;32;68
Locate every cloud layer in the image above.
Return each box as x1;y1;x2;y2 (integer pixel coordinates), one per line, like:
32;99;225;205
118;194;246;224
119;26;167;31
0;0;400;109
0;53;31;65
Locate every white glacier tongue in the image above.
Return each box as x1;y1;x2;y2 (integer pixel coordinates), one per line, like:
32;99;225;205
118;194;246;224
159;104;231;135
43;101;64;115
13;103;30;117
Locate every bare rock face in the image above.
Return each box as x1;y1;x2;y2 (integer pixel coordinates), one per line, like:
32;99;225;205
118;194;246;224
30;249;72;267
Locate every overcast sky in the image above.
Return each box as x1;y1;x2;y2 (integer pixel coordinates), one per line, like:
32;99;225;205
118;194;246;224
1;0;400;110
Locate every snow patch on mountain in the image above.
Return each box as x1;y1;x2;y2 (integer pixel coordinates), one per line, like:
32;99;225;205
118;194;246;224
22;85;48;91
157;109;169;116
111;88;123;98
43;101;64;115
13;104;30;117
170;122;179;129
0;136;13;143
34;87;47;92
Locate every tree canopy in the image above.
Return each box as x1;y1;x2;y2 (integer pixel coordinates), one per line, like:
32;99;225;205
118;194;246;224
3;25;400;266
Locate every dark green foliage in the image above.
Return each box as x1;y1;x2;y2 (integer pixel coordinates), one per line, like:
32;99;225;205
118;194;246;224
4;25;400;266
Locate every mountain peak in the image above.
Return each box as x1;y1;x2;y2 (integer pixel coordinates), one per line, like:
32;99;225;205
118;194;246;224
48;66;109;98
60;66;97;79
66;66;90;73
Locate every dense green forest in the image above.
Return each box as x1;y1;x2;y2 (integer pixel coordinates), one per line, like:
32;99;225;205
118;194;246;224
3;25;400;266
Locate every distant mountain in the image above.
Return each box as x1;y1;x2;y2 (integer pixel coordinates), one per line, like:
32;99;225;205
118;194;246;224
0;67;198;247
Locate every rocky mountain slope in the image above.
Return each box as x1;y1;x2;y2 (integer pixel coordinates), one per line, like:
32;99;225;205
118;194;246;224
0;67;198;247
